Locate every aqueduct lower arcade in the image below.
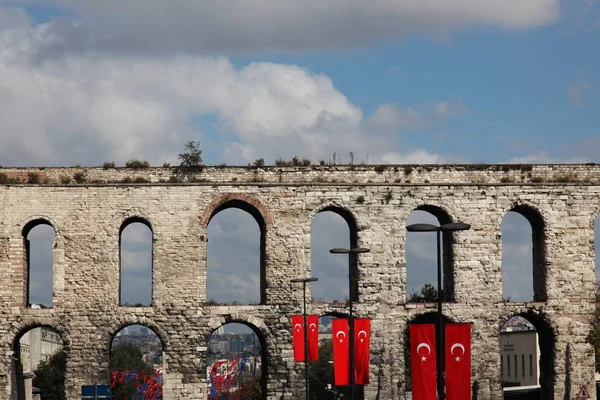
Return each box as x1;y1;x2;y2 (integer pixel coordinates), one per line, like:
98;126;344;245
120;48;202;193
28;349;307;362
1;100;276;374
0;164;597;399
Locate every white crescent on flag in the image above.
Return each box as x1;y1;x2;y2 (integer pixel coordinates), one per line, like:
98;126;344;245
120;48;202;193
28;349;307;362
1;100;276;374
294;323;302;332
336;331;346;342
416;343;431;355
358;330;367;342
450;343;465;356
309;323;316;331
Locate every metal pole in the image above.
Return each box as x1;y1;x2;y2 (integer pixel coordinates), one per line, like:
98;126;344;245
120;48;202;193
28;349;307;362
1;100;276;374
436;229;445;400
303;280;310;400
349;254;355;400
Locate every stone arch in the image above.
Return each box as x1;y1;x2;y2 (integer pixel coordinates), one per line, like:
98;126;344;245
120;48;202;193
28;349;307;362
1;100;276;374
200;193;273;228
21;218;58;308
311;205;360;303
406;205;457;302
118;217;154;306
106;318;168;353
498;309;555;398
205;319;266;398
11;322;68;400
203;196;268;304
500;203;548;302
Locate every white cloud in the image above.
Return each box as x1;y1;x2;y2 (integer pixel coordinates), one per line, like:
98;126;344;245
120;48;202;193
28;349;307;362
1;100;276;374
506;151;590;164
433;99;469;118
380;149;443;164
0;20;471;167
3;1;560;57
366;104;425;130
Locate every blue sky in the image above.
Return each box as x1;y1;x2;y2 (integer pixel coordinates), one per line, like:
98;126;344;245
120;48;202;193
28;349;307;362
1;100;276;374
5;0;600;329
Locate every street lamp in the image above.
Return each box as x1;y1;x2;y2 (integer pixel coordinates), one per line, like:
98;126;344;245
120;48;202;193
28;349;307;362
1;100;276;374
329;247;370;400
405;222;470;400
291;277;318;400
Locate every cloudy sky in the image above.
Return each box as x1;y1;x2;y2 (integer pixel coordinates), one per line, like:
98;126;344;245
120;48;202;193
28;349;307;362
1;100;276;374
7;0;600;315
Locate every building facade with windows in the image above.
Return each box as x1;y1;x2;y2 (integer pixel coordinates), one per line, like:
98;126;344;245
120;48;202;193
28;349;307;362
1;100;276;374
500;330;540;387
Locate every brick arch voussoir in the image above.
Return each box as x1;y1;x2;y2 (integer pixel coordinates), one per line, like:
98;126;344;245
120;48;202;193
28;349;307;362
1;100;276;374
20;215;60;238
11;317;71;350
119;212;155;235
106;317;169;351
204;314;268;345
412;203;455;225
495;199;547;232
199;193;273;227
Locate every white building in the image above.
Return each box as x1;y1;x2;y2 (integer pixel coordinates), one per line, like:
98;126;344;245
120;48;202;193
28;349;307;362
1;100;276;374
500;329;540;387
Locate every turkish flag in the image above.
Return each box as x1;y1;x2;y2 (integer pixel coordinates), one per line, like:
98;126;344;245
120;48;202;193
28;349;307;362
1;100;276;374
445;323;471;400
332;318;350;385
354;318;370;384
410;324;437;400
292;315;319;361
292;315;305;361
307;315;319;361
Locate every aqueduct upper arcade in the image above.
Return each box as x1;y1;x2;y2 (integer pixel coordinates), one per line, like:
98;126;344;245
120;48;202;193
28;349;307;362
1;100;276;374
0;164;597;399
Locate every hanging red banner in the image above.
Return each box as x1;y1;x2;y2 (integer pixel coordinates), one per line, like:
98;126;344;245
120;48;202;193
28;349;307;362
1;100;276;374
445;323;471;400
307;315;319;361
410;324;437;400
332;318;350;385
354;318;370;384
292;315;305;361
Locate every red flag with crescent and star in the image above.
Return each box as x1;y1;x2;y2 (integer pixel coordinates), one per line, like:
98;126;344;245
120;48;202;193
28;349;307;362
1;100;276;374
410;324;437;400
332;318;350;385
292;315;319;361
445;323;471;400
354;318;370;384
307;315;319;361
292;315;305;361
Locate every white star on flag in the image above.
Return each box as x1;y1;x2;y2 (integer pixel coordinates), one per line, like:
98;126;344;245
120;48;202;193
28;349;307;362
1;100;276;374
421;356;427;362
455;356;461;362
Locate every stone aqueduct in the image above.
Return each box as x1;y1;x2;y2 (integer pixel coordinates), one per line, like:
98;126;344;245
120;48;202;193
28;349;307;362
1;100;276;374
0;164;598;399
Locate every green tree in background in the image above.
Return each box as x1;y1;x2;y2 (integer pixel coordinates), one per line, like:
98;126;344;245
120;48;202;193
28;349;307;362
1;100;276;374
111;342;155;400
33;350;66;400
408;283;437;302
308;341;354;399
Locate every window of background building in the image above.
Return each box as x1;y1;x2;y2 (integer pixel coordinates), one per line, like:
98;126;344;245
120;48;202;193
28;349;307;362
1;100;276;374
507;355;511;375
514;355;518;376
522;354;525;376
529;354;533;375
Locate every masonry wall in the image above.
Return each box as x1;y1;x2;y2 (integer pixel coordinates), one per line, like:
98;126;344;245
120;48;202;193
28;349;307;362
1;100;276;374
0;164;598;399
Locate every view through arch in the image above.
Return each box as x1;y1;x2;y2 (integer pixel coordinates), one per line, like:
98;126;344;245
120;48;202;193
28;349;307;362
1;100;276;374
206;323;262;399
24;222;55;308
500;316;539;389
311;211;351;303
110;325;163;399
120;220;153;306
499;312;555;398
405;210;444;302
13;326;65;400
207;209;261;304
501;211;534;302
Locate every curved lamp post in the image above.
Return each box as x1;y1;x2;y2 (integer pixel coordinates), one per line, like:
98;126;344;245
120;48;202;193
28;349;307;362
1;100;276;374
405;222;470;400
329;247;370;400
291;277;318;400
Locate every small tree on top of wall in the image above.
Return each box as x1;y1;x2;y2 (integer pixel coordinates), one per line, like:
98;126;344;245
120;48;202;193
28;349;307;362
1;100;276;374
178;141;204;172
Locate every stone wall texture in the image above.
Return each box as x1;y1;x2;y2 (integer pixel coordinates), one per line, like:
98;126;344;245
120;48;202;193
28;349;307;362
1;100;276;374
0;163;598;399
